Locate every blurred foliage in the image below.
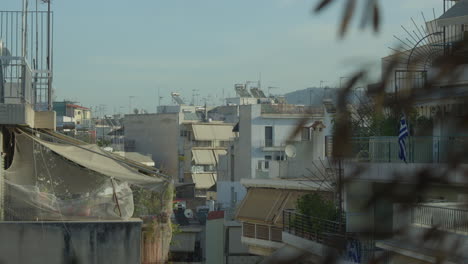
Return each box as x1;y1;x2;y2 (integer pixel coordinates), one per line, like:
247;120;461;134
297;193;339;221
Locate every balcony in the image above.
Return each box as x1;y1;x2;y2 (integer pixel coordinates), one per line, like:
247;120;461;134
241;222;284;256
258;139;302;151
282;209;346;246
349;136;468;164
411;204;468;234
282;209;375;263
376;204;468;263
242;222;283;242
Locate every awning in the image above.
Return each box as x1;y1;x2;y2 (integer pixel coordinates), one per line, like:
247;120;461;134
438;0;468;27
9;133;166;191
192;173;216;189
192;149;217;165
235;188;310;226
192;124;235;141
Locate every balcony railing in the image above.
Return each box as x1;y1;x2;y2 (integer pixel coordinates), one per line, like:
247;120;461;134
283;209;346;246
350;136;468;163
242;222;282;243
258;139;301;148
411;204;468;233
283;209;376;263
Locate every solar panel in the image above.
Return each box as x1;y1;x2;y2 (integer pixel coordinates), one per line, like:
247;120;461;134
235;84;251;97
171;93;185;105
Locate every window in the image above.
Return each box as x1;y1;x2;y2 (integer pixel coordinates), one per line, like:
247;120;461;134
257;161;263;170
265;155;272;160
265;126;273;147
193;141;212;147
219;140;230;147
264;161;269;169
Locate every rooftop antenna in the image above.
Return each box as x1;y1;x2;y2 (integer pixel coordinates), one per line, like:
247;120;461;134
268;86;279;97
191;89;199;106
157;88;164;110
258;72;262;90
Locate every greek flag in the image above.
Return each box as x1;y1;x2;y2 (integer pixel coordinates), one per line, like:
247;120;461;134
398;115;409;163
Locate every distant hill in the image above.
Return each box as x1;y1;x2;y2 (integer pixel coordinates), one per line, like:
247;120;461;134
284;87;337;106
284;87;365;106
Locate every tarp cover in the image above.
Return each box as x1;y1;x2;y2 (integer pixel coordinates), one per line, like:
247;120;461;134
4;132;167;220
28;133;165;190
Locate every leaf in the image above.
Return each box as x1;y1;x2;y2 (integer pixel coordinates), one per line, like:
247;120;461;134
373;2;380;32
314;0;334;13
339;0;357;37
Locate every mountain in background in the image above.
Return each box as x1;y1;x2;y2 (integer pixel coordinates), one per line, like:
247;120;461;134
284;87;365;106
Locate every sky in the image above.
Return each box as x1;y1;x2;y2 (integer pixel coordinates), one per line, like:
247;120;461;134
2;0;443;114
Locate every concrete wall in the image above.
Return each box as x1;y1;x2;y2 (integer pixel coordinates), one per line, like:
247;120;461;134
238;106;253;180
216;181;247;209
0;220;142;264
205;218;224;264
125;114;179;179
0;131;3;221
34;111;56;130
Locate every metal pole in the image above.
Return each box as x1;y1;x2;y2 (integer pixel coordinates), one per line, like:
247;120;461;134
110;178;122;217
47;0;52;110
22;0;28;58
338;159;343;217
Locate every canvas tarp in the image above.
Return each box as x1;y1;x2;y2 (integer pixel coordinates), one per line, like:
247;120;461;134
235;188;310;226
192;124;235;141
4;132;139;219
24;133;166;190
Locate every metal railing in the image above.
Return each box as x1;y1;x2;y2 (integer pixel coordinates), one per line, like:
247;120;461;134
283;209;377;263
283;209;346;246
411;204;468;233
0;57;33;105
258;139;301;148
350;136;468;163
242;222;283;243
0;11;54;110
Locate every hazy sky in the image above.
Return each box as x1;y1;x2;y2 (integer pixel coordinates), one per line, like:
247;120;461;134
3;0;443;114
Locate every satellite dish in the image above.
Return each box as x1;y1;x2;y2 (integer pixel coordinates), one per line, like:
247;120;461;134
285;145;297;158
184;209;194;219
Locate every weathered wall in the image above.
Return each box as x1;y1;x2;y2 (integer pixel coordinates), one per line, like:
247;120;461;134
124;113;179;179
0;220;142;264
205;218;224;264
